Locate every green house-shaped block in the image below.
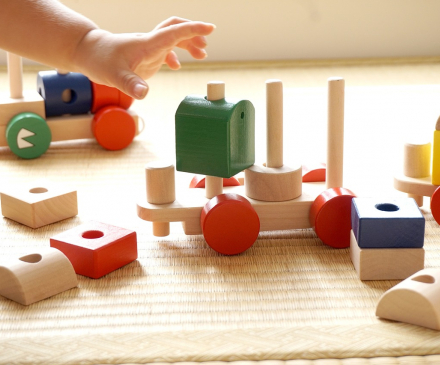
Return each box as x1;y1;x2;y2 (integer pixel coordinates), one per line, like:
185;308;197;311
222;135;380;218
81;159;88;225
175;95;255;178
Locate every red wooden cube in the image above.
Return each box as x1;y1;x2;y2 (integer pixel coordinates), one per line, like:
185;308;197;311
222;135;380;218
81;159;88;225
50;221;137;279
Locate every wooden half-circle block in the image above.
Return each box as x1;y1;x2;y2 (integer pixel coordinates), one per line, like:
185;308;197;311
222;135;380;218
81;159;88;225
309;187;356;248
376;268;440;330
302;163;326;182
189;175;241;188
201;193;260;255
244;163;302;202
0;248;77;305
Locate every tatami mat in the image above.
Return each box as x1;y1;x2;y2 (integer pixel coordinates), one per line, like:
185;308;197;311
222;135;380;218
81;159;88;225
1;59;440;364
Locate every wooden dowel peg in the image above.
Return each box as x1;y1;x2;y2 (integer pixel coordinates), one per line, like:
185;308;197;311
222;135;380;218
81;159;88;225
326;77;345;189
205;81;225;198
145;161;176;236
7;52;23;99
266;79;283;168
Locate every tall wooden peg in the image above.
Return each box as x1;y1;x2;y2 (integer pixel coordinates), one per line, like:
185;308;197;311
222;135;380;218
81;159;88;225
146;161;176;236
266;79;283;168
7;52;23;99
326;77;345;189
205;81;225;199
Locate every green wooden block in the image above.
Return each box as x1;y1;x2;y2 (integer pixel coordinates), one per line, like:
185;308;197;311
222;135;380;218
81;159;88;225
175;95;255;178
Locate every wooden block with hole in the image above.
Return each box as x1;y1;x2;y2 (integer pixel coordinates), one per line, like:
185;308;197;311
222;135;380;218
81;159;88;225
351;197;425;249
0;181;78;228
376;268;440;330
50;221;137;279
350;230;425;280
175;89;255;178
0;248;77;305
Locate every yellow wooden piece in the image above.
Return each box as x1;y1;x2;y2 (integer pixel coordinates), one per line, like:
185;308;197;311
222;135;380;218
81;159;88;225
0;248;78;305
0;180;78;229
350;230;424;281
376;268;440;330
432;130;440;185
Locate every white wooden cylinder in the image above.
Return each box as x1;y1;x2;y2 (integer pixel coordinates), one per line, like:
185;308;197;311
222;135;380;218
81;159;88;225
205;81;225;198
266;79;283;168
403;141;431;178
326;77;345;189
7;52;23;99
207;81;225;101
145;161;175;237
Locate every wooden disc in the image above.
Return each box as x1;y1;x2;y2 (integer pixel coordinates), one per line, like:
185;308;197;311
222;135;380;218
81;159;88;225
201;193;260;255
309;187;356;248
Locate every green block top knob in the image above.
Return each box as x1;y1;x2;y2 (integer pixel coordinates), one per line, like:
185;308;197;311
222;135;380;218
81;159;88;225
6;112;52;159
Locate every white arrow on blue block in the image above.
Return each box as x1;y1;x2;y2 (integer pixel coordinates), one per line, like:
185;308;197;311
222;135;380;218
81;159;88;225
17;128;35;149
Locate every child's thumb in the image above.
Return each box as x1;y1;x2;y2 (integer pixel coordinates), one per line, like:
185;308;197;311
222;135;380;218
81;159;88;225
116;71;149;100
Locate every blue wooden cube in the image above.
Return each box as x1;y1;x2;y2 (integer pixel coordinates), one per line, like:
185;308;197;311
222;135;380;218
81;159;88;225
351;197;425;249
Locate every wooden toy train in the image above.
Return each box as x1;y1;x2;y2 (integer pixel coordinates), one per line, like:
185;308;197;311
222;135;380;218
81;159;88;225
0;52;141;159
137;79;356;255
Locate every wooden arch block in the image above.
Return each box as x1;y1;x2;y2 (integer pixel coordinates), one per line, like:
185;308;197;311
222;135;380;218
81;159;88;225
0;248;77;305
0;180;78;228
50;221;137;279
376;268;440;330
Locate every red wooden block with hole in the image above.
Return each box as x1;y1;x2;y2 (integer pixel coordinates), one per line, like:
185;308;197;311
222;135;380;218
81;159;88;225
302;163;326;182
189;175;241;188
92;106;136;150
91;82;134;113
201;193;260;255
50;221;137;279
309;187;356;248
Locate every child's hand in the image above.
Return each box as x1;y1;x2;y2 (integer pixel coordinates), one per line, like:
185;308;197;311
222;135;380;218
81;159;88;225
74;17;215;100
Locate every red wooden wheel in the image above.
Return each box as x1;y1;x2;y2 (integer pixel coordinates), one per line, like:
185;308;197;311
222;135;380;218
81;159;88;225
309;187;356;248
92;106;136;151
431;186;440;224
201;193;260;255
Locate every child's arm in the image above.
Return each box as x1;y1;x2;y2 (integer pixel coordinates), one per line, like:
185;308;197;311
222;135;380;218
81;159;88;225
0;0;215;99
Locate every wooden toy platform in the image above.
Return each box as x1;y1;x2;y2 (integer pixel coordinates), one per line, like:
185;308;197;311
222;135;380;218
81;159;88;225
1;59;440;364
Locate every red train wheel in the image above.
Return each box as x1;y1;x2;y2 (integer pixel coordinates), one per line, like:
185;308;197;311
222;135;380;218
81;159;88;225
309;187;356;248
92;106;136;151
201;193;260;255
431;186;440;224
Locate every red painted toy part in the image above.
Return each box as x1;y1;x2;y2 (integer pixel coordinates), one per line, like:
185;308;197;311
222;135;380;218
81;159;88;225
92;106;136;150
201;193;260;255
302;163;326;182
50;221;137;279
309;187;356;248
91;82;134;113
189;175;241;188
431;186;440;224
